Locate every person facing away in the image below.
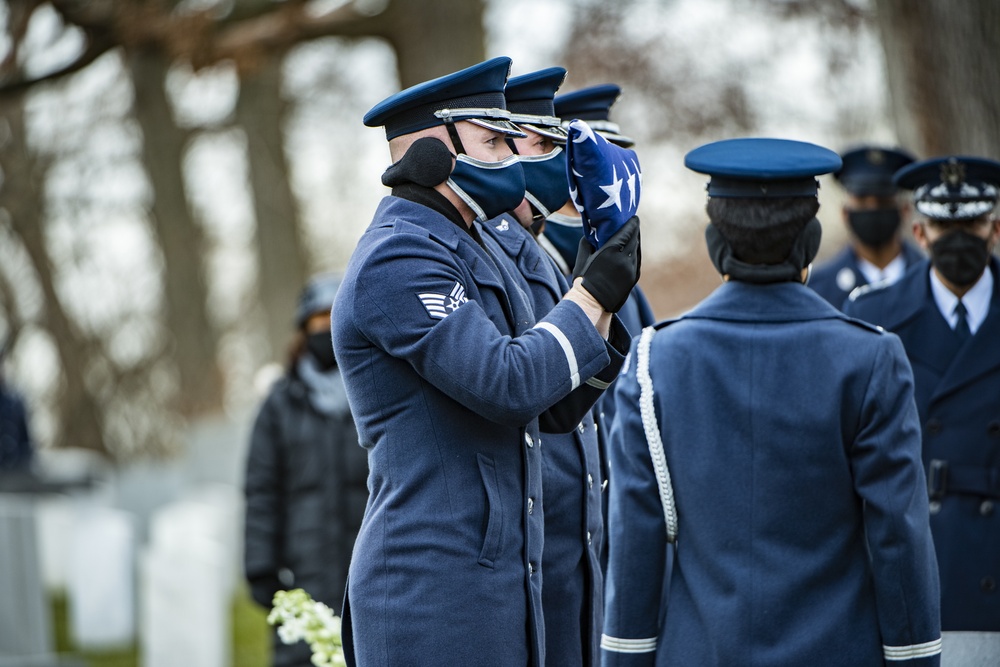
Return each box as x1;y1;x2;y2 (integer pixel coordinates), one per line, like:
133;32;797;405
480;66;607;666
845;156;1000;664
809;145;922;309
332;56;639;666
243;274;368;667
602;138;941;667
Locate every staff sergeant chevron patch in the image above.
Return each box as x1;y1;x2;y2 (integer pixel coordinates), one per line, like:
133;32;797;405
418;281;469;319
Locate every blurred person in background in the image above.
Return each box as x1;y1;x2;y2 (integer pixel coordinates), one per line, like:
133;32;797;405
809;145;921;309
846;156;1000;665
243;274;368;667
0;337;33;473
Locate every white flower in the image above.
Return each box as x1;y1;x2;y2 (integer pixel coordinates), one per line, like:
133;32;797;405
269;588;345;665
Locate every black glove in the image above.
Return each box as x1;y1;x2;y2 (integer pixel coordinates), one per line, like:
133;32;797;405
572;216;641;313
248;573;282;609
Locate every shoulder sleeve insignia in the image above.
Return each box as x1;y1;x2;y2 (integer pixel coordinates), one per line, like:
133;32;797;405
418;281;469;319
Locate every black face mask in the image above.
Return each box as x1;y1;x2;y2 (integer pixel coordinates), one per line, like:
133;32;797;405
929;230;992;288
305;331;337;370
847;208;901;248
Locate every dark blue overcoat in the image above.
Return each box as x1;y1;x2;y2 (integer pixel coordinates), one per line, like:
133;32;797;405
809;241;923;310
603;281;941;667
845;258;1000;632
333;195;622;666
482;214;607;666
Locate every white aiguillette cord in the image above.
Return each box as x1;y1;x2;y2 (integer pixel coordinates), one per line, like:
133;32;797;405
637;325;678;543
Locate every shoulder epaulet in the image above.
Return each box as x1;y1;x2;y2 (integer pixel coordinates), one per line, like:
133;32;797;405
652;317;681;331
841;315;885;335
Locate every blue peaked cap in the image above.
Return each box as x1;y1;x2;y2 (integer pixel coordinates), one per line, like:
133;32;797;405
835;146;915;197
554;84;634;148
566;119;641;248
685;138;842;198
505;67;568;142
364;57;525;140
894;155;1000;221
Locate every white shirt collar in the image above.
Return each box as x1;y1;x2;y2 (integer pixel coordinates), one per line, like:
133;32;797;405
857;253;907;288
929;266;993;335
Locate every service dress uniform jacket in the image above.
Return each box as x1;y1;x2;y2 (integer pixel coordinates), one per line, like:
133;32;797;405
603;281;941;667
845;258;1000;632
333;190;624;667
809;241;923;309
482;214;607;666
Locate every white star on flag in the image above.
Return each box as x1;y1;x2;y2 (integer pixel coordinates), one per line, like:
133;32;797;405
625;163;637;209
571;121;598;144
598;164;623;210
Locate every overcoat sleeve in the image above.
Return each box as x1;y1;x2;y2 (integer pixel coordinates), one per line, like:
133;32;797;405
350;229;613;427
851;333;942;666
601;341;666;667
243;392;285;607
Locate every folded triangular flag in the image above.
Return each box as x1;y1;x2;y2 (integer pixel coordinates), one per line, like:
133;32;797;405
565;119;641;248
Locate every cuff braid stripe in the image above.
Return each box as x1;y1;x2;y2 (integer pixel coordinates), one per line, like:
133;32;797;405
534;322;580;390
601;634;657;654
883;638;942;660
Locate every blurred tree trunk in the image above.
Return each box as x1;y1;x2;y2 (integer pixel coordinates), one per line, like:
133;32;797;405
875;0;1000;157
0;95;107;454
128;50;224;417
235;57;308;362
376;0;486;87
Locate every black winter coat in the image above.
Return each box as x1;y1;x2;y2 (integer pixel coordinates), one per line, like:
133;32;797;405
244;366;368;666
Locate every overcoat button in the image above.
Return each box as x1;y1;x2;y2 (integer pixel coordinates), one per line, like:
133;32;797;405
577;422;586;434
587;531;592;544
925;419;942;435
929;501;941;515
981;500;995;517
525;433;534;448
527;498;534;515
528;562;535;575
988;421;1000;437
981;576;996;593
587;474;594;489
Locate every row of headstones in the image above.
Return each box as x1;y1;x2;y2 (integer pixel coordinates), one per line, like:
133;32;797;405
0;483;244;667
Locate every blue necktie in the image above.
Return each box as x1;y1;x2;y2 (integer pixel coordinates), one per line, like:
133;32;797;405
954;301;971;342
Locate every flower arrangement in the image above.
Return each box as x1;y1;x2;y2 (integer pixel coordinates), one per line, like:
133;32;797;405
268;588;346;667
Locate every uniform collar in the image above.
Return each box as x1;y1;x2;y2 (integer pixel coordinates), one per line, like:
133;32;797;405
929;264;994;335
686;280;846;323
856;252;907;287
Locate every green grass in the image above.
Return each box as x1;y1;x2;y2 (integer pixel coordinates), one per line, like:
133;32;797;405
49;583;270;667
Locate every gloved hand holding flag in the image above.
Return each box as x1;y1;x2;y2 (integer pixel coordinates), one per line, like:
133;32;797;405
565;119;642;248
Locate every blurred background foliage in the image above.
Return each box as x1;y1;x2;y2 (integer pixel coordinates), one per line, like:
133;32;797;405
0;0;997;463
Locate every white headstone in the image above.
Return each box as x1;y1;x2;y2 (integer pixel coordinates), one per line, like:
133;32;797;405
0;495;54;663
67;507;135;649
141;497;231;667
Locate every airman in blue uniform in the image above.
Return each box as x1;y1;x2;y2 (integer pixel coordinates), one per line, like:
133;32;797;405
333;57;639;666
810;146;923;309
481;66;607;666
845;156;1000;662
603;138;941;667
